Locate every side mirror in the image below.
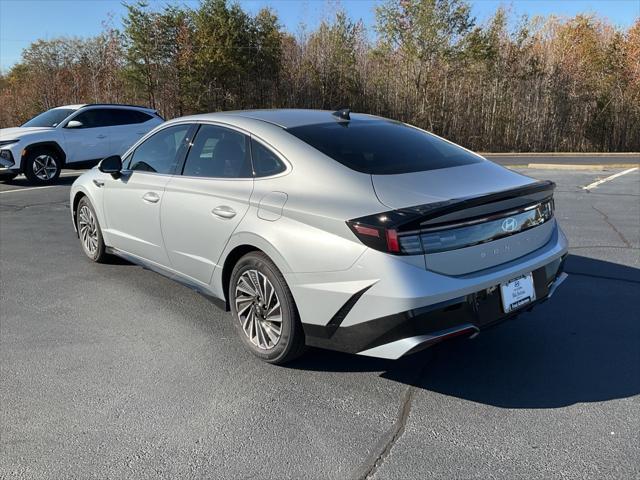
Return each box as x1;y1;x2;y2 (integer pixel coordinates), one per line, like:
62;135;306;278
66;120;83;129
98;155;122;178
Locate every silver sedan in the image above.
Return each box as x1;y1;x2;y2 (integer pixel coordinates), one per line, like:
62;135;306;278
70;109;568;364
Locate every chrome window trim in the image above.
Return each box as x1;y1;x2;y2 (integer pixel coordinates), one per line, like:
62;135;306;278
179;122;253;180
174;120;292;181
249;135;291;180
125;122;196;176
120;120;197;162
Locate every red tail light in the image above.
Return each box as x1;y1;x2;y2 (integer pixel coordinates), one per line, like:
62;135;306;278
386;229;400;252
347;221;405;254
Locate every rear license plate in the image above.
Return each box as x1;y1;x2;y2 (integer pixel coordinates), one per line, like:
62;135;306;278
500;273;536;313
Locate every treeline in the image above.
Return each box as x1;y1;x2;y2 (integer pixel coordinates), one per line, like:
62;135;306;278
1;0;638;152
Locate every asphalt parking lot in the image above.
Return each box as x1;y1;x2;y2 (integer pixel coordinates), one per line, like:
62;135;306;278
1;160;639;479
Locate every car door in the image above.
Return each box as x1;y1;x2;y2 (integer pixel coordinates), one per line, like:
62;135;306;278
161;123;254;285
107;109;163;156
62;108;114;163
102;123;195;266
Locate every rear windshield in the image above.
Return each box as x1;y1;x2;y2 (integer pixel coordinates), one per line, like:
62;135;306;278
287;120;482;174
22;108;75;128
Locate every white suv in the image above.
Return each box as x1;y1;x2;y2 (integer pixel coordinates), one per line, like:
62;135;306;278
0;104;164;184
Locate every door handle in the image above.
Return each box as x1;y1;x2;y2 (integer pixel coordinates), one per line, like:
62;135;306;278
212;206;236;219
142;192;160;203
96;134;107;139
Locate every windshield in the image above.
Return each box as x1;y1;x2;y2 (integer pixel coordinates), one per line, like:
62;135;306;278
287;120;483;175
21;108;75;128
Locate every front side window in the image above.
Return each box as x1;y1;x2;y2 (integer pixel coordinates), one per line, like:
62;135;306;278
22;108;75;128
251;139;286;177
129;124;191;174
182;124;251;178
68;109;114;129
287;120;483;175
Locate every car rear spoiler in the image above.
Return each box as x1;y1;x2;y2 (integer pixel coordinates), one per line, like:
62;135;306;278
352;180;556;232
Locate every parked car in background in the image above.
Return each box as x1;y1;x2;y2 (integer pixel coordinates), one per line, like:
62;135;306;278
70;109;568;364
0;104;163;184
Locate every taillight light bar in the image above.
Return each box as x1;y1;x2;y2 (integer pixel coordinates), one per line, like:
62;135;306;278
347;197;555;255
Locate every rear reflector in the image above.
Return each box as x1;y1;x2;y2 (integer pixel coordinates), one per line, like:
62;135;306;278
353;224;380;237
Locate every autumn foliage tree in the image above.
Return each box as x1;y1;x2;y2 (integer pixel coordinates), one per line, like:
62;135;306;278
0;0;638;152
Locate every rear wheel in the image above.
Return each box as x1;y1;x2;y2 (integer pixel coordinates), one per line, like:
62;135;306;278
23;149;61;184
76;197;108;263
230;252;306;364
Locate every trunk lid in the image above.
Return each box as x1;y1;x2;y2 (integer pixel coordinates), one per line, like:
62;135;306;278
371;161;534;209
370;161;557;275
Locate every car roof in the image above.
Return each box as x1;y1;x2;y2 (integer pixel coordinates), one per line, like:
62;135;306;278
54;104;86;110
181;109;383;129
56;104;157;113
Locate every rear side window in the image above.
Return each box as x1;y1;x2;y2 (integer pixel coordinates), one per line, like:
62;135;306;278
251;139;286;177
287;120;482;175
108;109;153;125
182;124;251;178
129;124;191;174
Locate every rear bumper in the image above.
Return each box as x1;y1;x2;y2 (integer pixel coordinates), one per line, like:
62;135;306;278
362;259;567;359
301;224;569;359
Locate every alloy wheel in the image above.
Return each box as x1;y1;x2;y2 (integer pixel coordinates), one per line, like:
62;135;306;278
32;154;58;180
78;205;99;256
235;269;282;350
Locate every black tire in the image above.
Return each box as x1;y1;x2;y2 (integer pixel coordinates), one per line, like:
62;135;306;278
0;172;18;182
230;252;306;364
76;197;108;263
23;148;62;184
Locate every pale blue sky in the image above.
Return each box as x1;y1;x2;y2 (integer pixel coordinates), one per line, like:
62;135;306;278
1;0;638;72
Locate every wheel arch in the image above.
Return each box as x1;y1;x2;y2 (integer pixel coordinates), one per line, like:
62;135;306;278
71;190;87;234
216;234;295;311
220;245;262;310
21;141;67;170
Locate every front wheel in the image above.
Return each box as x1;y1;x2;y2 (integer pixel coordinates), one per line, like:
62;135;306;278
23;149;61;184
76;197;108;263
230;252;306;364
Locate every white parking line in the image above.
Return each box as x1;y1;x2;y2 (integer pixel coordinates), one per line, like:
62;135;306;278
582;167;638;190
0;171;85;194
7;171;84;179
0;185;66;194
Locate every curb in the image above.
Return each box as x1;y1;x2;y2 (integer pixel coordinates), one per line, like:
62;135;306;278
482;152;639;157
504;163;639;170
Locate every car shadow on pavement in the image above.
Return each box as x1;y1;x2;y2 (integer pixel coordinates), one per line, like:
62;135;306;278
289;255;640;409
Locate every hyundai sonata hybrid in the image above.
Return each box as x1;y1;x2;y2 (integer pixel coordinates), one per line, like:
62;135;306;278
70;109;568;364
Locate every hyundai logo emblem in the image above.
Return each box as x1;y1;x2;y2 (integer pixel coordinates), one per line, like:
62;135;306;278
501;217;518;233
